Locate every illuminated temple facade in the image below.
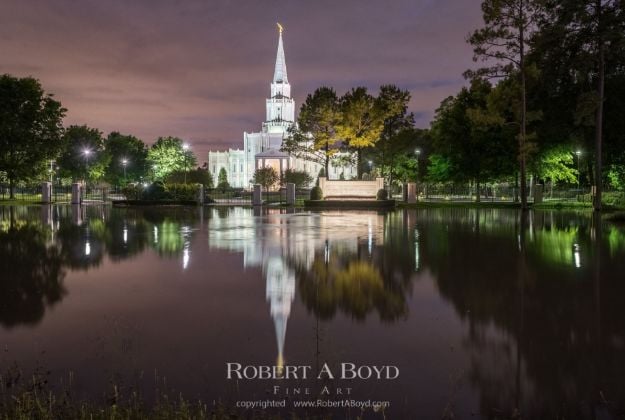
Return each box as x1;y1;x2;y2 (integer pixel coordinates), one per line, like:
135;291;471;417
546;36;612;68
207;26;355;188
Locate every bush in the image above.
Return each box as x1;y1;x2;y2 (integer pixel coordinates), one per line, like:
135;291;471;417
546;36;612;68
376;189;388;200
310;186;323;200
164;183;199;201
141;181;171;200
122;184;141;200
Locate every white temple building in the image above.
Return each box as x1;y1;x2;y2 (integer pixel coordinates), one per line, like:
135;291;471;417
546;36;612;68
207;25;356;188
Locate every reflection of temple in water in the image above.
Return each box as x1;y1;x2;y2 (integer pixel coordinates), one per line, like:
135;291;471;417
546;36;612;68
206;209;386;364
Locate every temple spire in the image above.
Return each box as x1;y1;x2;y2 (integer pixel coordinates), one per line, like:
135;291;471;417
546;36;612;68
273;23;288;84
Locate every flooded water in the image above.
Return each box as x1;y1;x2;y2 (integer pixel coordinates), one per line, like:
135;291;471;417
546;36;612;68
1;205;625;419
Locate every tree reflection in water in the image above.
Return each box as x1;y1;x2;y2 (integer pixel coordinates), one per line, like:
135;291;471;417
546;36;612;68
417;208;625;418
0;208;66;328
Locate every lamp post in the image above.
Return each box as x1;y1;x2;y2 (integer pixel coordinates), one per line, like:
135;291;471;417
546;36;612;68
575;150;582;190
121;159;128;185
183;143;190;184
415;148;421;181
83;149;91;186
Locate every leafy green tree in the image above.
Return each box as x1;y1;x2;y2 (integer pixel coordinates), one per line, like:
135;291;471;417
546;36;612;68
0;75;66;197
533;146;578;190
217;167;230;191
426;154;453;183
373;85;416;188
431;79;516;201
57;125;110;182
253;166;279;191
283;169;314;188
282;87;341;176
104;132;148;186
147;137;196;180
337;87;384;178
467;0;542;208
166;168;213;187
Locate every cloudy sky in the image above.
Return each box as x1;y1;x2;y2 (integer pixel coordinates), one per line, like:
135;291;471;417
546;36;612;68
0;0;483;161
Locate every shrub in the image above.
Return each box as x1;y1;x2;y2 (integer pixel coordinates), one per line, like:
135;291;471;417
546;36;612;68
376;189;388;200
310;186;323;200
122;184;141;200
141;181;170;200
164;183;199;201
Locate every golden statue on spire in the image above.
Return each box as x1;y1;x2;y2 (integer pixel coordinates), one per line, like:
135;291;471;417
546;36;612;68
277;22;283;34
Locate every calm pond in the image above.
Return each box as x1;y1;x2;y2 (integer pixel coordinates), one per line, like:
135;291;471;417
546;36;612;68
1;205;625;419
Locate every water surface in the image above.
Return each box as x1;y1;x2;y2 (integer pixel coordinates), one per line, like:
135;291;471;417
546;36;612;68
1;205;624;419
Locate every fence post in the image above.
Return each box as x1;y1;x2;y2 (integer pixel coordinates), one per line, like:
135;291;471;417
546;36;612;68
71;183;81;204
286;183;295;206
253;184;262;206
197;184;204;205
41;182;52;204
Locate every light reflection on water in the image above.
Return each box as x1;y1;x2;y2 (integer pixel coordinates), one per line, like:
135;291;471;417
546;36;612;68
0;205;625;419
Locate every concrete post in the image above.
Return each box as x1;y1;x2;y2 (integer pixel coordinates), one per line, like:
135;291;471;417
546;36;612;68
197;184;204;205
253;184;262;206
286;183;296;206
41;182;52;204
102;188;109;202
71;183;81;204
533;184;544;204
406;183;417;203
318;177;327;198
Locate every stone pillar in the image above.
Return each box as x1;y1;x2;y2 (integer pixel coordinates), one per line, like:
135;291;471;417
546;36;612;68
286;183;296;206
197;184;204;205
375;177;384;191
253;184;262;206
318;177;326;197
533;184;544;204
41;182;52;204
102;187;109;202
406;183;417;203
71;183;81;204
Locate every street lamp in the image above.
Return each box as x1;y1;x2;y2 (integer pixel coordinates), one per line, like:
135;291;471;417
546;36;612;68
83;149;91;185
575;150;582;190
183;143;190;184
121;158;128;184
415;148;421;179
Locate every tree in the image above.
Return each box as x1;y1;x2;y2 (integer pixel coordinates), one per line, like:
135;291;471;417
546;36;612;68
57;125;110;182
147;137;196;180
283;169;314;188
467;0;541;208
430;79;516;201
254;167;279;191
166;168;213;188
104;132;148;186
0;75;65;198
530;145;578;197
217;167;230;191
373;85;416;189
337;87;384;178
282;87;341;176
538;0;624;210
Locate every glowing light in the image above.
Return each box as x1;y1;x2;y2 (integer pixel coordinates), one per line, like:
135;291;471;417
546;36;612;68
183;143;190;150
85;241;91;256
277;22;283;33
573;243;581;268
83;149;91;156
153;226;158;244
123;227;128;244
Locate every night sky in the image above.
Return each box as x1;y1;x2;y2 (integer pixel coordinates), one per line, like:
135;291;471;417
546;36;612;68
0;0;483;161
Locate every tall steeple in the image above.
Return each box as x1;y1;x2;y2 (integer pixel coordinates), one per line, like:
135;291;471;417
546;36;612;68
273;23;288;84
265;22;294;129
